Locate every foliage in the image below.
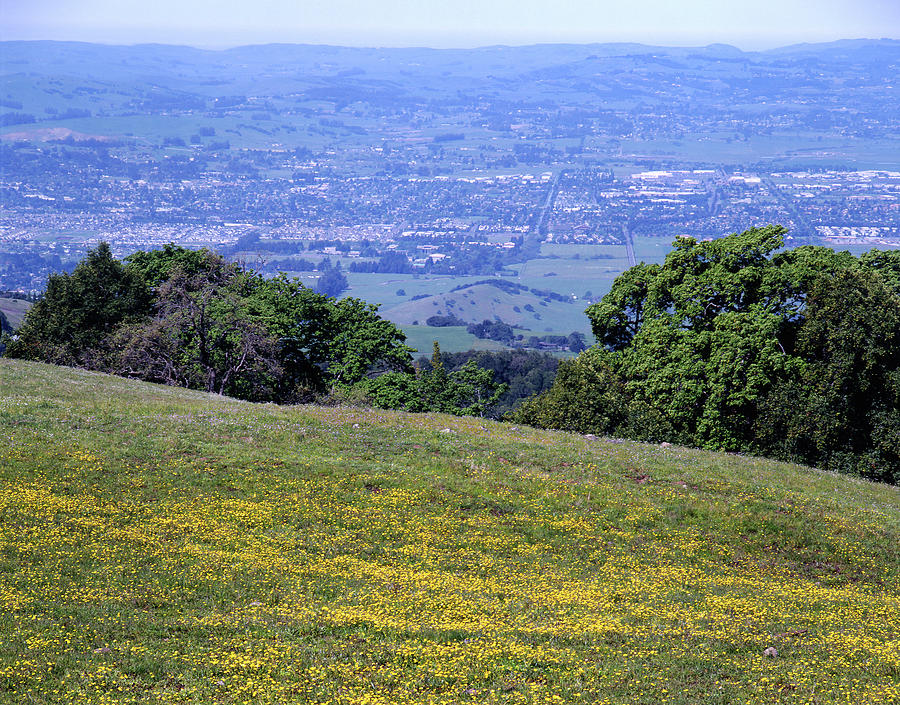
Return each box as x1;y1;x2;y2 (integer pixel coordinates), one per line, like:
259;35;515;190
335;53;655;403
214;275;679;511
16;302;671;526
250;274;343;397
512;348;628;434
444;359;509;417
859;248;900;297
0;310;10;356
348;252;414;274
415;342;506;417
585;261;660;350
418;349;560;419
255;275;414;394
755;268;900;483
124;243;216;287
112;253;281;399
426;349;559;419
362;342;508;418
524;331;587;352
425;313;467;327
466;318;516;344
417;341;455;412
360;371;427;412
4;243;414;406
5;243;150;365
516;226;900;483
314;261;349;297
327;297;415;389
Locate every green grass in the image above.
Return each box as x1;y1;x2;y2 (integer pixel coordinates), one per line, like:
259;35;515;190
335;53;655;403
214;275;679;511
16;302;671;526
400;325;513;355
344;273;501;310
383;284;586;334
1;359;898;704
0;298;32;329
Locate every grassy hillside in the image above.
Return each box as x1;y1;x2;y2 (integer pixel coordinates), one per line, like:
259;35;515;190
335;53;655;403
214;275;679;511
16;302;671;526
400;324;513;355
383;283;585;333
0;359;898;704
0;297;32;329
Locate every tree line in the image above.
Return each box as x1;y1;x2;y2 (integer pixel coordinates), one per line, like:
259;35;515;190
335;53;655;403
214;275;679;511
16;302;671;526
2;243;509;415
511;226;900;484
3;243;412;402
7;228;899;483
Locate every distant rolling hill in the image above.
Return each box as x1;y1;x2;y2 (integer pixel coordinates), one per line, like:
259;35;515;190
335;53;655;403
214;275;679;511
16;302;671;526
0;297;32;329
2;39;897;163
383;281;578;331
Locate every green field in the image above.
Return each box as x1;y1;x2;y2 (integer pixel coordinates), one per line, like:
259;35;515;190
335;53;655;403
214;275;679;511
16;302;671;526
616;133;900;170
1;359;898;704
340;244;671;346
341;273;601;352
384;284;583;330
0;298;32;329
400;325;512;355
344;273;501;311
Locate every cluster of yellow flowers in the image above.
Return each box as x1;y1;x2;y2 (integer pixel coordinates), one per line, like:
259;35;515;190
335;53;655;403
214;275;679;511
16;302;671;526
0;380;897;704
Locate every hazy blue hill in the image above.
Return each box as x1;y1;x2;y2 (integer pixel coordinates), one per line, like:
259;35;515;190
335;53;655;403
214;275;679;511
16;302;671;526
382;282;582;331
2;38;896;126
766;38;900;59
0;297;32;329
5;38;897;87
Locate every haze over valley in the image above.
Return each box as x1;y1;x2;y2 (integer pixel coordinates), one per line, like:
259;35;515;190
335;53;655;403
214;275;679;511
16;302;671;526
2;39;898;348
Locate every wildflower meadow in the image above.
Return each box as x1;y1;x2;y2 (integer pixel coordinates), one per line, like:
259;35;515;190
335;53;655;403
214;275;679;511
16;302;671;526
1;359;898;704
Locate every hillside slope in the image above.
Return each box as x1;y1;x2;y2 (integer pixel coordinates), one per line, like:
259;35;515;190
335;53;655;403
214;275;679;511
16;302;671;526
383;283;580;331
0;297;32;329
0;359;898;704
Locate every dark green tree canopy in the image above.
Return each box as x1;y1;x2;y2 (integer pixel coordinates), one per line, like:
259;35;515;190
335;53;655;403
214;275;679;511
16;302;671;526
361;341;508;418
251;274;413;395
518;227;900;484
113;252;280;399
124;244;216;288
858;249;900;297
586;226;804;345
755;267;900;482
6;244;416;405
6;243;150;364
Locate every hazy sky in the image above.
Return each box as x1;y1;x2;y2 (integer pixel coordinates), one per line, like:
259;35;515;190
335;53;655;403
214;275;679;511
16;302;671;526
2;0;899;49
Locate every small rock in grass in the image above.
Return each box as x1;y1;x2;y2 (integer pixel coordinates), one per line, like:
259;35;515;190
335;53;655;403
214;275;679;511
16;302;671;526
249;601;262;607
764;646;778;658
93;647;111;654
